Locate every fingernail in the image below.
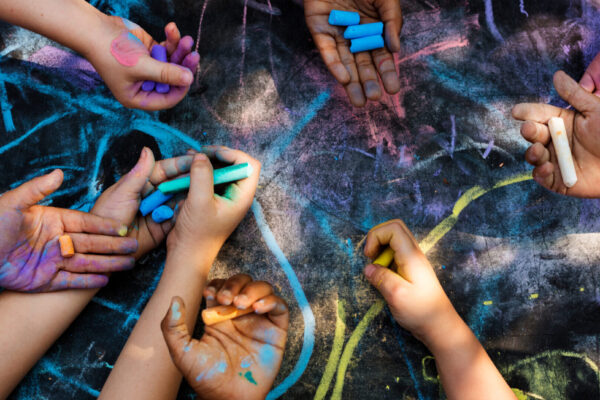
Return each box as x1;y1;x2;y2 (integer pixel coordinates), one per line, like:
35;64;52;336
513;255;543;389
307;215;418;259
124;257;136;269
194;153;208;161
124;238;138;253
220;289;232;304
364;264;376;278
205;286;216;300
275;303;286;313
118;226;129;237
181;69;193;85
140;147;148;161
191;51;200;58
234;294;248;309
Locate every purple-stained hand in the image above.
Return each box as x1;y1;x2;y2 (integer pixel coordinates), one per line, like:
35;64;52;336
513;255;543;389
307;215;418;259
0;170;137;292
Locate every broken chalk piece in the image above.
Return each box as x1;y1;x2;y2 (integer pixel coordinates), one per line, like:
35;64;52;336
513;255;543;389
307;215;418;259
59;235;75;258
151;205;174;223
152;45;170;94
350;35;384;53
139;190;173;216
548;117;577;188
344;22;384;39
202;305;254;325
158;162;254;194
373;247;394;268
328;10;360;26
141;80;155;92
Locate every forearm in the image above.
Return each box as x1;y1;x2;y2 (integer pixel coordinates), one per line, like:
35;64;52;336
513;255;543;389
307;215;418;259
99;246;216;400
424;313;515;400
0;0;106;57
0;288;97;397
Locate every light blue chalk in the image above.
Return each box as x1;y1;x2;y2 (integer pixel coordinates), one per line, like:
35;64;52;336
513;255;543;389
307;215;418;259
157;163;253;194
328;10;360;26
139;190;173;216
350;34;384;53
151;205;174;223
344;22;383;39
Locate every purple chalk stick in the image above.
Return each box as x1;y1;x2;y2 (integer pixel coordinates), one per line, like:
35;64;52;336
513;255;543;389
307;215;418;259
151;45;170;94
141;80;156;91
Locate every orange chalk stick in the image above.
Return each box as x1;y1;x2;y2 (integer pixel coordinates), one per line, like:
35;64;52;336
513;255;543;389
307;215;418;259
202;305;254;325
59;235;75;258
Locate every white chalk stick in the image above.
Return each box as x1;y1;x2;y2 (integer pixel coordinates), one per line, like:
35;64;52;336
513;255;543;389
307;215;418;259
548;117;577;188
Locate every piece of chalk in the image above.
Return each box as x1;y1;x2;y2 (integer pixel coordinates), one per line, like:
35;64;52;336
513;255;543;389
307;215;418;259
59;235;75;258
139;190;174;216
350;35;384;53
202;305;254;325
344;22;384;39
141;80;155;92
158;162;254;194
547;117;577;188
373;247;394;268
151;45;170;94
328;10;360;26
151;205;174;223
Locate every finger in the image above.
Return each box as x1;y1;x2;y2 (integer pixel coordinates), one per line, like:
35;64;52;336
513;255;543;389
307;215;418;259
525;143;550;167
372;49;400;94
43;270;109;291
204;278;226;307
580;54;600;92
253;294;289;330
338;42;366;107
148;154;195;187
377;0;403;52
188;153;215;205
136;56;194;87
234;281;274;310
520;121;551;145
69;233;138;254
217;274;253;306
355;52;382;100
61;254;135;273
60;210;128;237
181;51;200;75
3;169;63;211
111;147;156;202
363;262;408;303
170;36;194;65
312;32;351;84
554;70;600;113
512;103;564;123
532;161;555;189
580;72;596;93
162;22;181;54
161;297;199;375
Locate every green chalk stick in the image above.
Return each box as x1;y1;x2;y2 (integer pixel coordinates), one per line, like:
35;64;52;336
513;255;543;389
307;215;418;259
158;162;253;194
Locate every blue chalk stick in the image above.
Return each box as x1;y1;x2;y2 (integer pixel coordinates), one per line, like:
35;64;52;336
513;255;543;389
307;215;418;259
344;22;383;39
328;10;360;26
139;190;173;216
350;35;384;53
151;205;174;223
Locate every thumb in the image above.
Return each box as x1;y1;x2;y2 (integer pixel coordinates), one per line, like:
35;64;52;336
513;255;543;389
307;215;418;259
554;70;600;113
3;169;63;210
138;56;194;87
188;153;214;205
364;263;407;303
376;0;403;52
161;296;195;373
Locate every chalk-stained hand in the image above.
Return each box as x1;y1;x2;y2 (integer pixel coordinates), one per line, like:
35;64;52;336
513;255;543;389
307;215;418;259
92;147;194;259
166;146;261;257
161;274;288;400
86;15;200;111
580;52;600;96
512;71;600;197
0;170;137;292
363;220;459;344
304;0;402;106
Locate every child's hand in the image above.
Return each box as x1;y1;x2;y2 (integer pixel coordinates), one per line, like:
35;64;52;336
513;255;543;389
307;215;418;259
580;52;600;96
363;220;458;344
0;170;137;291
512;71;600;197
86;16;200;111
166;146;261;259
161;274;289;400
304;0;402;107
92;147;194;259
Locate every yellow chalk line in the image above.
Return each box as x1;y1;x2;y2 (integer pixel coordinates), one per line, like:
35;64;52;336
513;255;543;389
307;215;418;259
327;172;533;399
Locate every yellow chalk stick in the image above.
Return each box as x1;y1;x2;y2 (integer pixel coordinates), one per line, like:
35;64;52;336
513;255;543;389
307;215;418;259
373;247;394;268
202;305;254;325
59;235;75;258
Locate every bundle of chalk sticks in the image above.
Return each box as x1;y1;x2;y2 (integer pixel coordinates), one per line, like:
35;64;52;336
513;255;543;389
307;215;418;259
328;10;385;53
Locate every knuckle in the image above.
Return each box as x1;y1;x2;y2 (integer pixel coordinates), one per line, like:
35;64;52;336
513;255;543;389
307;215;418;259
160;67;170;83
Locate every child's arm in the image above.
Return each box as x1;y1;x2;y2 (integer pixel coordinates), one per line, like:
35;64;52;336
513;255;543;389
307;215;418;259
0;0;199;110
0;149;193;397
363;220;516;400
512;71;600;198
304;0;402;107
100;147;261;400
161;275;288;400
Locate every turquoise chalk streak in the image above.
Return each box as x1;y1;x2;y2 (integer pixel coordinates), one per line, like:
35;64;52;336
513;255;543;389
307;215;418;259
158;162;253;194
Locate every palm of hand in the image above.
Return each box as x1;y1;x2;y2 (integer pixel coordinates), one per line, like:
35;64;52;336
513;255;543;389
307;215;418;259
307;0;380;19
185;317;286;400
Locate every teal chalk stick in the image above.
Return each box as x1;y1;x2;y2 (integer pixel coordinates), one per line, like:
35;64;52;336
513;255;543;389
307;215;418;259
158;162;254;194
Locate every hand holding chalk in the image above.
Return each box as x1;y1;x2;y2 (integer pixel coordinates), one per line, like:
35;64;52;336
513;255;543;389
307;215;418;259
513;70;600;197
161;275;288;399
0;170;137;291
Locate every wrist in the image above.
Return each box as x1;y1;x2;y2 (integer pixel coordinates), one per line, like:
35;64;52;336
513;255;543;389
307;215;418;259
166;237;221;270
419;304;468;354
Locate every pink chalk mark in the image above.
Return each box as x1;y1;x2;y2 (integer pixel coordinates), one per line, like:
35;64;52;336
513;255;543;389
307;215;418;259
240;0;248;87
110;32;147;67
194;0;210;82
396;38;469;64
